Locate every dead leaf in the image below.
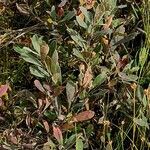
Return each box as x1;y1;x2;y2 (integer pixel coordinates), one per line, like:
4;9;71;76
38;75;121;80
43;138;56;150
26;114;31;128
9;132;18;145
0;33;8;45
84;98;89;110
22;143;36;149
82;65;93;88
79;0;95;9
16;3;30;15
72;110;95;122
0;2;5;14
76;8;85;21
53;86;65;97
61;122;74;131
101;36;109;47
101;15;113;48
40;42;49;63
108;79;117;89
86;0;96;9
66;81;77;108
144;87;150;100
103;16;113;30
34;80;45;93
53;125;63;144
79;0;85;5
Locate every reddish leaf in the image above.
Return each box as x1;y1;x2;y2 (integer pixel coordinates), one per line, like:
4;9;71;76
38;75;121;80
43;98;51;112
0;84;9;97
57;7;64;17
0;98;4;106
72;110;95;122
43;120;50;133
34;80;45;93
53;125;63;144
9;133;18;145
117;55;128;70
43;83;52;93
38;98;44;110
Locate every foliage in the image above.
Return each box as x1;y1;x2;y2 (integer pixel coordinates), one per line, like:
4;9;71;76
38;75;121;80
0;0;150;149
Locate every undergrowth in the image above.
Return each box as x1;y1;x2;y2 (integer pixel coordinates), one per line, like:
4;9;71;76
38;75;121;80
0;0;150;150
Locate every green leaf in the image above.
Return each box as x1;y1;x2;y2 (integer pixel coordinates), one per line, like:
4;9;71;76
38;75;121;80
50;5;56;20
14;46;26;55
93;73;107;87
133;118;149;129
23;47;39;56
73;48;85;61
76;16;87;28
76;138;83;150
45;56;52;75
61;11;75;22
119;73;138;82
14;46;39;57
31;35;43;54
44;110;57;121
113;32;139;46
14;45;42;66
45;51;62;84
79;6;91;22
66;81;76;108
49;40;57;57
22;54;42;66
139;47;148;67
142;95;147;108
52;49;59;64
64;134;76;149
67;28;86;49
30;66;49;78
